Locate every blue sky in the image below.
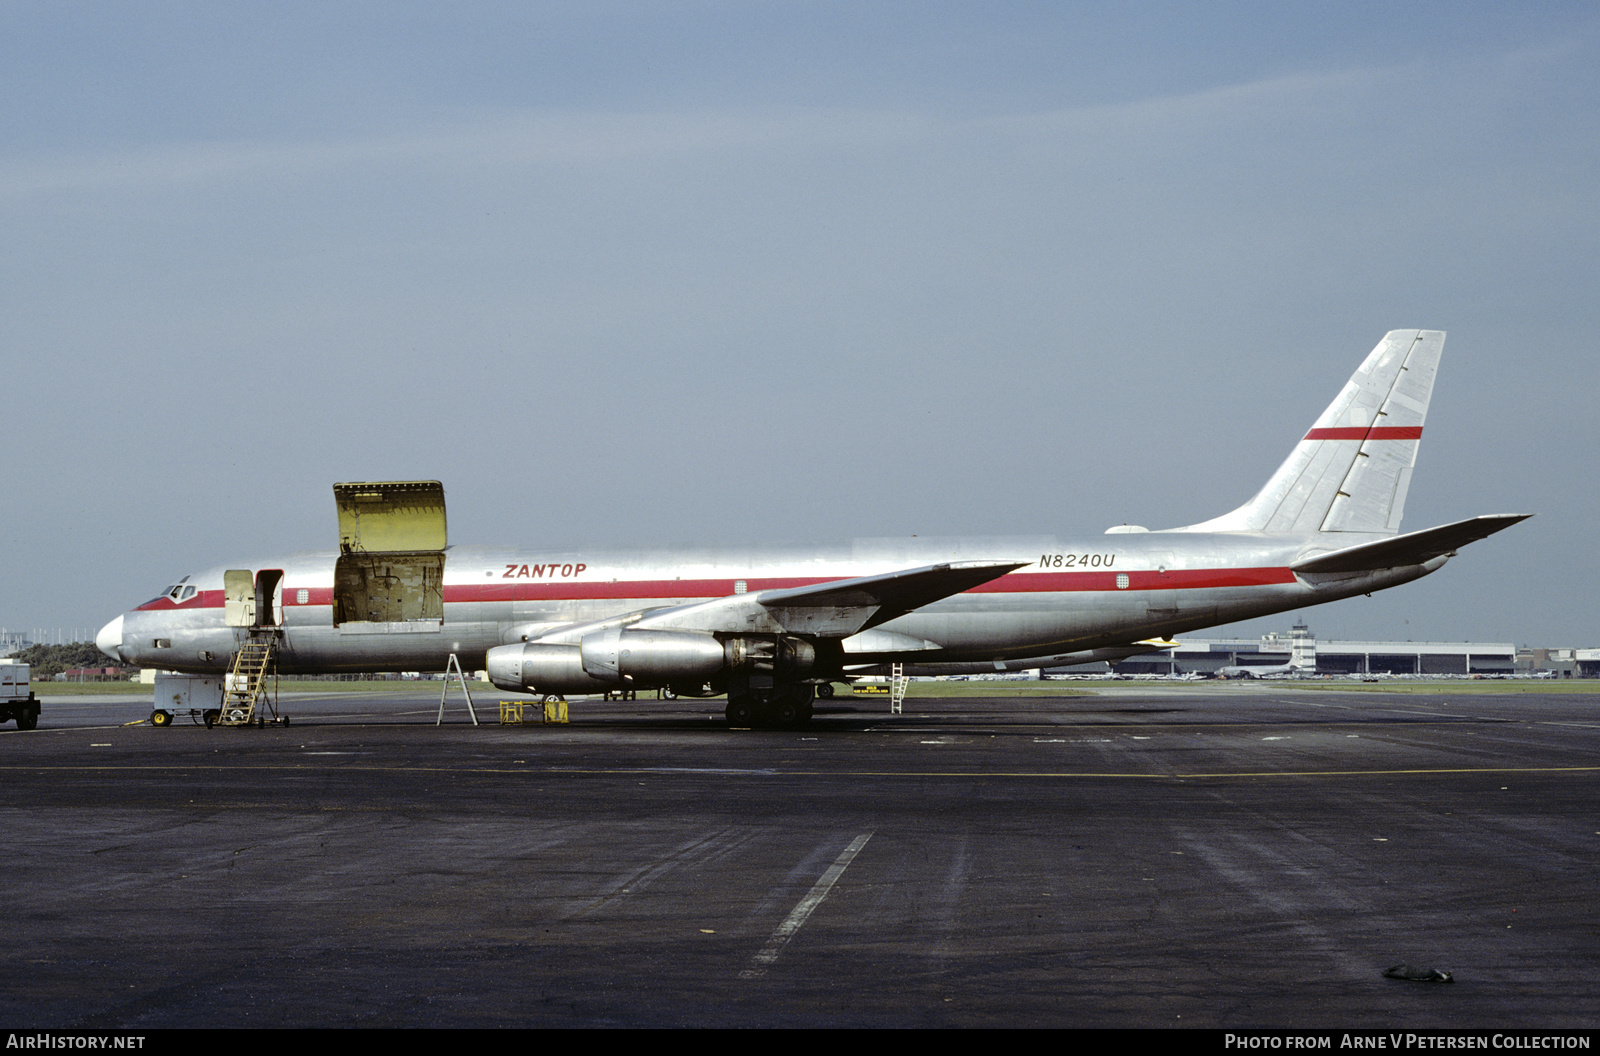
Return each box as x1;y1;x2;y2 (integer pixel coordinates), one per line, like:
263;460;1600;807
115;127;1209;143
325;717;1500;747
3;2;1596;646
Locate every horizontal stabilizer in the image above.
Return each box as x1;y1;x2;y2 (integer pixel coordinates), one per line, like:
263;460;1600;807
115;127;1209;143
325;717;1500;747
1291;514;1531;574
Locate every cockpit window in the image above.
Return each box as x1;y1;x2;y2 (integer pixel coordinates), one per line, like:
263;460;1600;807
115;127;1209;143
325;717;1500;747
140;575;197;609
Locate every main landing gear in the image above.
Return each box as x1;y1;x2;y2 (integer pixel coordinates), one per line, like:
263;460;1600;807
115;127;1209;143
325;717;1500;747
724;684;815;730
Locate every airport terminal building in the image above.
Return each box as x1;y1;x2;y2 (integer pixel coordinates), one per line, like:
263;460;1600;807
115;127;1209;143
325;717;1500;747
1047;623;1521;677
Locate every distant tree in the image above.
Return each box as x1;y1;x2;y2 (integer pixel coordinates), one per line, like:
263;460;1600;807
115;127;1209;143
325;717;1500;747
8;642;129;679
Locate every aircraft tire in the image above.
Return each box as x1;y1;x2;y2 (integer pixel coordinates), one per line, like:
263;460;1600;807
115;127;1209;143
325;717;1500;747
150;710;172;728
725;697;757;728
765;686;815;729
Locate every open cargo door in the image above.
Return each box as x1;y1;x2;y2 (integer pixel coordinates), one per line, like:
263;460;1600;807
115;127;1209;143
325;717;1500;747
331;481;447;632
335;480;446;553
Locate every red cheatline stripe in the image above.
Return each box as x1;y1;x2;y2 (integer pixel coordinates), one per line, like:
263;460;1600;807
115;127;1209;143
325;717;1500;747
137;567;1299;610
1303;426;1423;441
441;567;1296;600
979;567;1296;593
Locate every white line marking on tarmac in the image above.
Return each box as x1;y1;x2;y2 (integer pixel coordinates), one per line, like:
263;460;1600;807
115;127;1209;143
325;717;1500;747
626;767;778;775
0;724;142;734
1293;698;1475;719
741;832;873;979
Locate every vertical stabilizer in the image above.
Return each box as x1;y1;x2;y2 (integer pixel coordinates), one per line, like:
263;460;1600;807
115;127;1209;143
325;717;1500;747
1169;330;1443;535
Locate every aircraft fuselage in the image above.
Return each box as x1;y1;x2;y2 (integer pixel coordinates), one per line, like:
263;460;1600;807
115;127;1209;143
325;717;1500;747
93;330;1528;729
103;531;1430;677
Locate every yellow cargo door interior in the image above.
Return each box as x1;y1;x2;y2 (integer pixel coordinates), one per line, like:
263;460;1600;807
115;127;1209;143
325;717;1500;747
331;481;448;631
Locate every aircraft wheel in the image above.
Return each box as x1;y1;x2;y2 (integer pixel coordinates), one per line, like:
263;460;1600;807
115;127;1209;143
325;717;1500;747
661;687;678;700
150;710;172;727
725;697;757;728
204;709;219;729
767;686;814;729
771;699;803;728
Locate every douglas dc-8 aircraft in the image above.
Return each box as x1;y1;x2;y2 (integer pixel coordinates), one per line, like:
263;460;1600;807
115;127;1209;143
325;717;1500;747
97;330;1527;728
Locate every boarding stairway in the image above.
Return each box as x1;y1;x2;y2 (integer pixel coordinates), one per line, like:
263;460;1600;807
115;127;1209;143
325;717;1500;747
217;635;279;726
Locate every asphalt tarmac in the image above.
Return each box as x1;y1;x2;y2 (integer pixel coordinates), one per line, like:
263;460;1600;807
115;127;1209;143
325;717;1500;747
3;683;1598;1028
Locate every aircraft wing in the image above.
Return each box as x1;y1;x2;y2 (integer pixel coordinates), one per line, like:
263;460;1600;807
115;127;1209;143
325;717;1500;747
632;560;1029;637
1292;514;1531;574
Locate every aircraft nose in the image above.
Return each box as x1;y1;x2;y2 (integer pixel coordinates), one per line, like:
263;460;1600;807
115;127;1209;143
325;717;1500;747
95;616;124;662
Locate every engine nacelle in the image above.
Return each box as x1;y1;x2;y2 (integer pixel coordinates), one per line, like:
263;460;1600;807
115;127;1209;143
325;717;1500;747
725;635;820;678
486;631;830;695
580;628;725;682
485;642;623;694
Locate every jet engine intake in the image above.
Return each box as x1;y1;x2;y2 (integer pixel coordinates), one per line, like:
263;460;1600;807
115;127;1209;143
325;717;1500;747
485;642;622;694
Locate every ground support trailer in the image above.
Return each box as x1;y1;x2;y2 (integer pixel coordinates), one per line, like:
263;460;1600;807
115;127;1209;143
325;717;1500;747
1;662;40;730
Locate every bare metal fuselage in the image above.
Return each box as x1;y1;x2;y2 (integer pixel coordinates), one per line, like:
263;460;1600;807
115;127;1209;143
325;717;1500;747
96;330;1527;723
108;530;1429;677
